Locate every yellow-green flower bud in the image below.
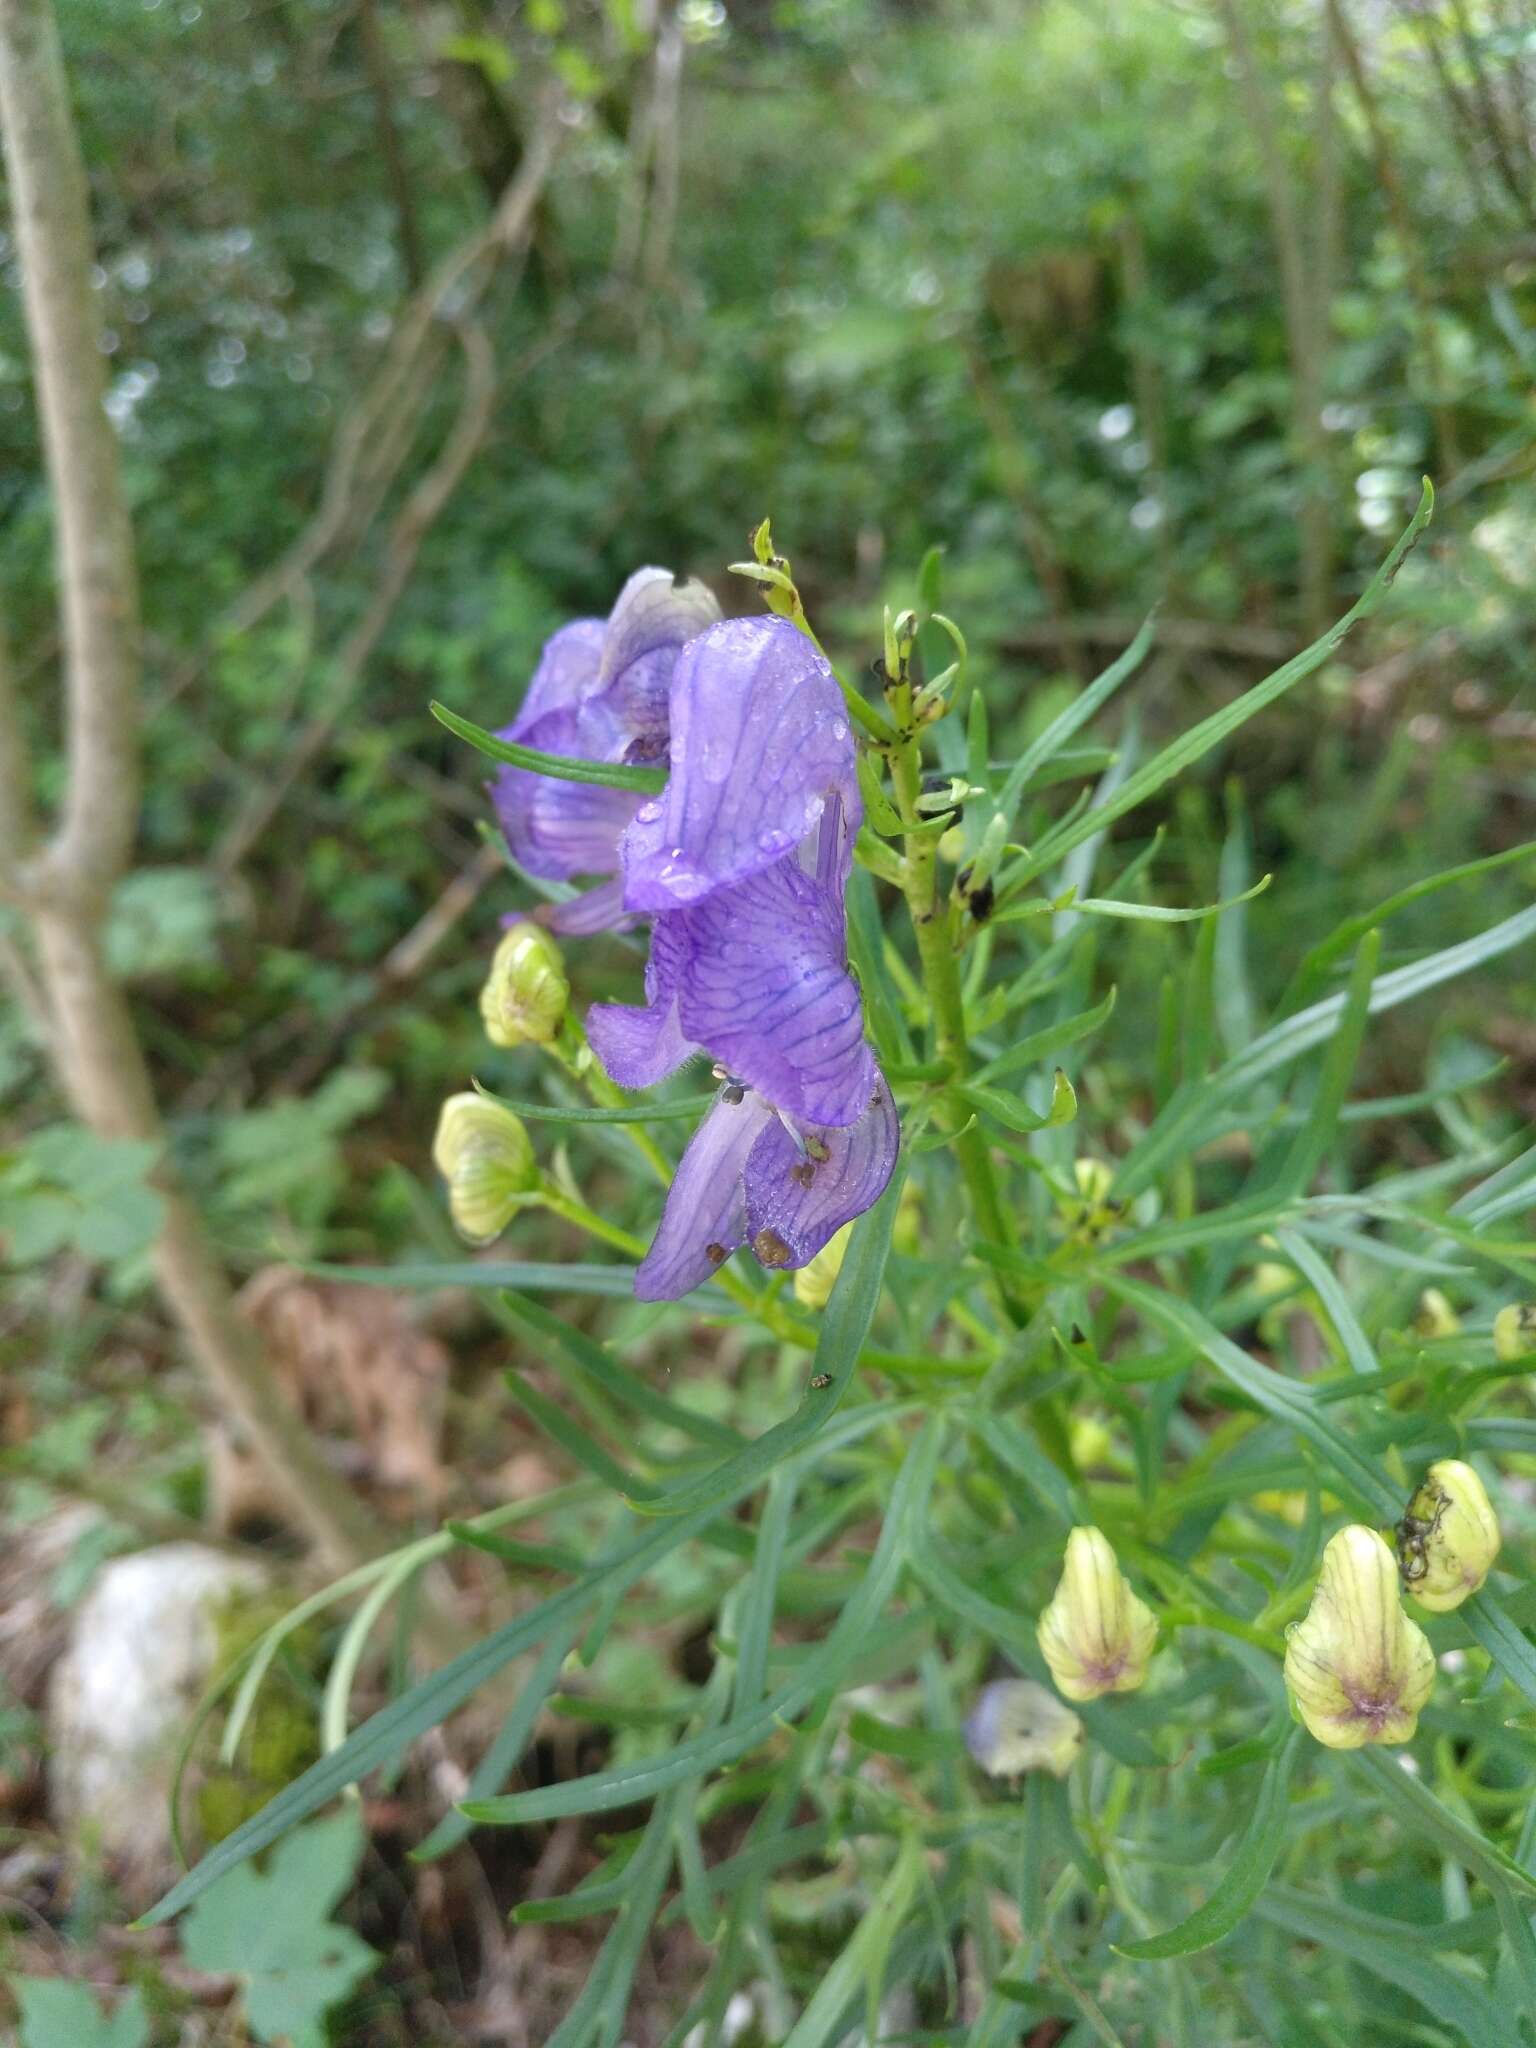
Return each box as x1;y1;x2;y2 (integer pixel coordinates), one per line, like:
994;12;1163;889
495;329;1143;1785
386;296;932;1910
1074;1157;1113;1208
479;923;569;1048
1283;1526;1434;1748
1413;1288;1460;1339
793;1221;853;1310
1494;1303;1536;1363
1397;1459;1500;1613
964;1679;1083;1779
1037;1527;1158;1702
432;1093;538;1245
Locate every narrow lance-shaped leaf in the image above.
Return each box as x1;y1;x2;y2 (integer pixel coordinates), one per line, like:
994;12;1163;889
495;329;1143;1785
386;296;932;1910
1116;1727;1302;1959
1005;483;1434;895
625;1155;909;1518
431;700;668;793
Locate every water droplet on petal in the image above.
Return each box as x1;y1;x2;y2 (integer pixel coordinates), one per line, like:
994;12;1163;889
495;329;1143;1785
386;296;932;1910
832;720;848;742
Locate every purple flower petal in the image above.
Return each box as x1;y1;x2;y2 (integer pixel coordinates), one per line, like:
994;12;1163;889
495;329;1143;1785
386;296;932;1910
671;858;873;1127
491;571;715;885
491;697;640;882
620;617;860;913
599;569;721;749
742;1074;899;1270
512;618;605;729
635;1091;775;1301
586;917;698;1089
544;878;636;936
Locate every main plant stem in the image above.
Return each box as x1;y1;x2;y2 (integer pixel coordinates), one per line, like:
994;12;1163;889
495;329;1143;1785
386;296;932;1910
884;693;1016;1265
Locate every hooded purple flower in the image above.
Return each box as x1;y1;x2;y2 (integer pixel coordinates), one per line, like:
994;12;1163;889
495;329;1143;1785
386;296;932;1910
585;616;899;1299
491;568;720;934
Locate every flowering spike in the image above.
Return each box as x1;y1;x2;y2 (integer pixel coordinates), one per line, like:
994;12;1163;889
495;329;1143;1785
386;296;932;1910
480;923;569;1048
965;1680;1083;1779
1494;1303;1536;1363
1037;1527;1157;1701
432;1093;538;1246
1396;1459;1500;1613
1283;1526;1434;1748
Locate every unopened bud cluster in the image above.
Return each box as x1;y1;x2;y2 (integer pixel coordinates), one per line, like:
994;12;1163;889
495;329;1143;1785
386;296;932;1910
1494;1303;1536;1362
992;1466;1503;1780
1279;1461;1500;1750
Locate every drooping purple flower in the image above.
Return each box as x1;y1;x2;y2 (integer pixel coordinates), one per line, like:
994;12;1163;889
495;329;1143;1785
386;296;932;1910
582;613;899;1297
588;617;871;1127
491;568;720;933
631;1071;899;1301
618;614;860;913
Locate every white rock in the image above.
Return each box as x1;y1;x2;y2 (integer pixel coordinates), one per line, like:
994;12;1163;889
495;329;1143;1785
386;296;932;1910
48;1543;266;1896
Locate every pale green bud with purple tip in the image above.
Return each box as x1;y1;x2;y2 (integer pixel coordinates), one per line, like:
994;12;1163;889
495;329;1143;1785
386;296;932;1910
1494;1303;1536;1362
1038;1527;1158;1701
965;1680;1083;1779
1398;1460;1500;1613
1284;1526;1434;1748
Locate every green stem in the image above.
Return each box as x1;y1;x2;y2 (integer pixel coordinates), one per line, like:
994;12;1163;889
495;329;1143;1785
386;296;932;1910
886;694;1016;1261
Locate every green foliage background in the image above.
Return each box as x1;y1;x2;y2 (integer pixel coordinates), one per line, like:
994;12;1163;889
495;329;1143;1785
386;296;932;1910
3;1;1536;2043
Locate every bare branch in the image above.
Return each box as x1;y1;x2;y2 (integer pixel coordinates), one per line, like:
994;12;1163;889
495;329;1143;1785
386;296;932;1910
213;316;500;874
0;0;454;1588
0;0;139;901
0;608;39;882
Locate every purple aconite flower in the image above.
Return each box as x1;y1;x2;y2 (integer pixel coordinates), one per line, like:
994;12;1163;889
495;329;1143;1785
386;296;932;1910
630;1071;899;1301
491;567;720;934
583;614;899;1299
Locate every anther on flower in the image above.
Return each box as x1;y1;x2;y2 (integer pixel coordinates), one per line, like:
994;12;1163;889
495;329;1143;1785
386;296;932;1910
964;1680;1083;1780
1493;1303;1536;1363
432;1093;538;1246
1283;1525;1434;1748
1396;1459;1500;1613
479;922;569;1048
1037;1527;1158;1702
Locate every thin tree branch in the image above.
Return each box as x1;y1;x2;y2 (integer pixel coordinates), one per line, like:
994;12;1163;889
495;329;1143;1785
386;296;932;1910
213;316;500;875
1215;0;1334;635
358;0;425;289
0;609;39;882
0;0;138;903
0;0;421;1581
1327;0;1462;474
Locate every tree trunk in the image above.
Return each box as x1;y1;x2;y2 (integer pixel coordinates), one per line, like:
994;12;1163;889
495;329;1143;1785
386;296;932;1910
0;0;398;1574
